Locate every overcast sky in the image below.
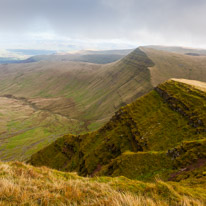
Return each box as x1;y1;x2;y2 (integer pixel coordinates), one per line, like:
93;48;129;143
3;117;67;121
0;0;206;51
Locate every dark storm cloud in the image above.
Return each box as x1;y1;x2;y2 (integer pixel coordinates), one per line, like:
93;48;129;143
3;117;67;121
0;0;206;47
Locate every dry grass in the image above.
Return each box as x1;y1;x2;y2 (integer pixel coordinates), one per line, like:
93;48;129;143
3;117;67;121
0;161;204;206
171;78;206;92
141;47;206;87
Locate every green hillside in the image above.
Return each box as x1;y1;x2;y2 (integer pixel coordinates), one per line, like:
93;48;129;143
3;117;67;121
0;48;153;160
30;79;206;183
0;95;84;161
1;46;206;161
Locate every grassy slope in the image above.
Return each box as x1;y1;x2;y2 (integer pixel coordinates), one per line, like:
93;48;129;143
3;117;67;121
30;79;206;183
0;48;153;121
2;46;206;161
0;48;153;160
0;96;83;161
0;161;205;206
142;47;206;86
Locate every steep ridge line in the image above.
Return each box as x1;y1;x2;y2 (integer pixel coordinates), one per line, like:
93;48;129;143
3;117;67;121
2;46;206;161
0;48;156;161
155;86;206;133
0;48;154;123
29;79;206;182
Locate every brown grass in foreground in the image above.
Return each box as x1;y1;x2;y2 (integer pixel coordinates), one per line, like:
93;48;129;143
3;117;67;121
0;162;204;206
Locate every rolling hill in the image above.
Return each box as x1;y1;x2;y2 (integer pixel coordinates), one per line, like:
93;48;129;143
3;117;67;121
24;49;133;64
1;46;206;161
0;49;133;64
30;79;206;183
142;46;206;86
144;45;206;55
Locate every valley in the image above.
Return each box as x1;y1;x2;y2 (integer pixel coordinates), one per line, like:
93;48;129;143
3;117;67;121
0;95;83;160
1;0;206;205
0;78;206;205
1;46;206;161
0;46;206;205
0;48;153;160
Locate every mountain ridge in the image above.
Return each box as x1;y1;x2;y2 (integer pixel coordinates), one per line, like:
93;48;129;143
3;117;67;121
29;79;206;183
1;46;206;161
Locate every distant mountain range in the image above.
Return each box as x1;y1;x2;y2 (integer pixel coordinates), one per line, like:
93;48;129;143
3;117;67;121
0;49;58;64
0;49;133;64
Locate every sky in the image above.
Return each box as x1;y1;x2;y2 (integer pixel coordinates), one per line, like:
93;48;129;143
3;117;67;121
0;0;206;51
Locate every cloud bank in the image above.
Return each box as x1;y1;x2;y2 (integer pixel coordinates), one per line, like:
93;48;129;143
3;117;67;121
0;0;205;50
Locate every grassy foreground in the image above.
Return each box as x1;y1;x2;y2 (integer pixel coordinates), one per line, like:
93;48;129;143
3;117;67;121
0;161;205;206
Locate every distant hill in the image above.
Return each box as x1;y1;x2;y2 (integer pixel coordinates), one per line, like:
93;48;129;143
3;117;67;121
21;49;133;64
0;48;152;160
0;57;21;64
141;46;206;86
0;49;133;64
30;79;206;183
0;49;57;64
144;45;206;55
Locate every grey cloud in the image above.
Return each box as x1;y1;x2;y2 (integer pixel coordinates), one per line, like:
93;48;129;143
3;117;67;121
0;0;206;48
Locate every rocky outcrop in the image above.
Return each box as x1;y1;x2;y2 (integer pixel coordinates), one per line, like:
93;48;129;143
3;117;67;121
155;87;206;133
